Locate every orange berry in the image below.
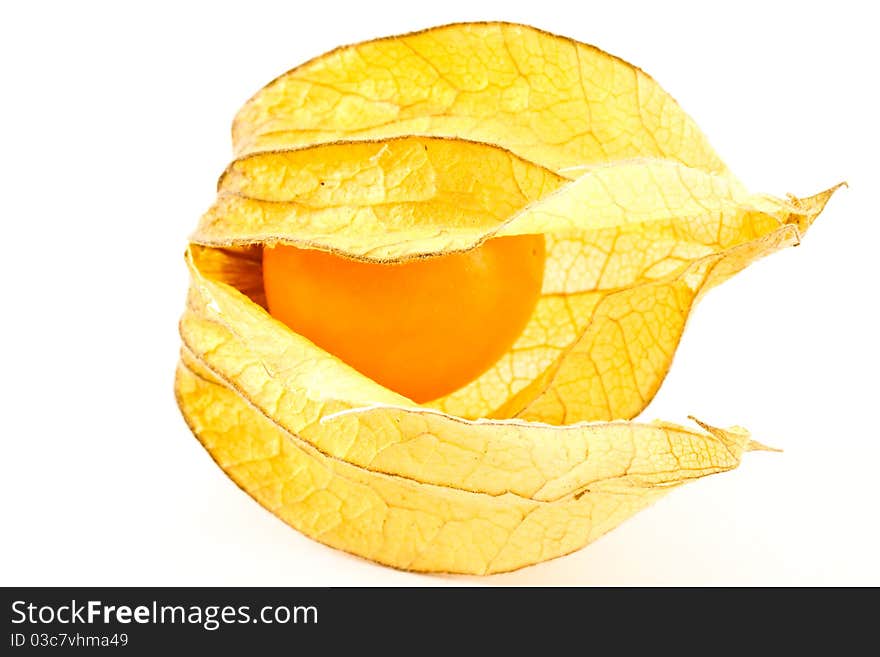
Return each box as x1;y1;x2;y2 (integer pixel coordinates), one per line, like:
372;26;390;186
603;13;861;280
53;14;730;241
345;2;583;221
262;235;545;402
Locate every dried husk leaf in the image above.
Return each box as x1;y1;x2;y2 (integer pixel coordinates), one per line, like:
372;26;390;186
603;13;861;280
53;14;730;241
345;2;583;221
177;21;841;573
180;260;768;501
175;345;763;574
191;136;838;422
232;22;728;176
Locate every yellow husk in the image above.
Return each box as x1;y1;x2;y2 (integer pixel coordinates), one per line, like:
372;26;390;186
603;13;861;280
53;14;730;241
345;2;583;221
176;22;839;573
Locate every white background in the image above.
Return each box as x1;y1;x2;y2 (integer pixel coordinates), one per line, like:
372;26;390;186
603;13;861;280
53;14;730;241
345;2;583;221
2;0;877;586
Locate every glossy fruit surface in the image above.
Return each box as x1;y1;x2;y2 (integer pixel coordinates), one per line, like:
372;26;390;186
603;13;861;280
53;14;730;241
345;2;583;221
262;235;546;402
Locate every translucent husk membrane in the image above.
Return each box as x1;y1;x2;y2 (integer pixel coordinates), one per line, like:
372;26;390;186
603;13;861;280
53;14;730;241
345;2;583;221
175;22;839;574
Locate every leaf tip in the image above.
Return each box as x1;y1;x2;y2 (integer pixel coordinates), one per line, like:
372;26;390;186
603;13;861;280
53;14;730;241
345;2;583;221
745;439;783;454
686;416;782;454
785;181;846;234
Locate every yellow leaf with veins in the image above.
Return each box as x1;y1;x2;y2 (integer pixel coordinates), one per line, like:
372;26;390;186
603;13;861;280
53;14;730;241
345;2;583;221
232;22;728;176
176;349;767;574
176;22;840;573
